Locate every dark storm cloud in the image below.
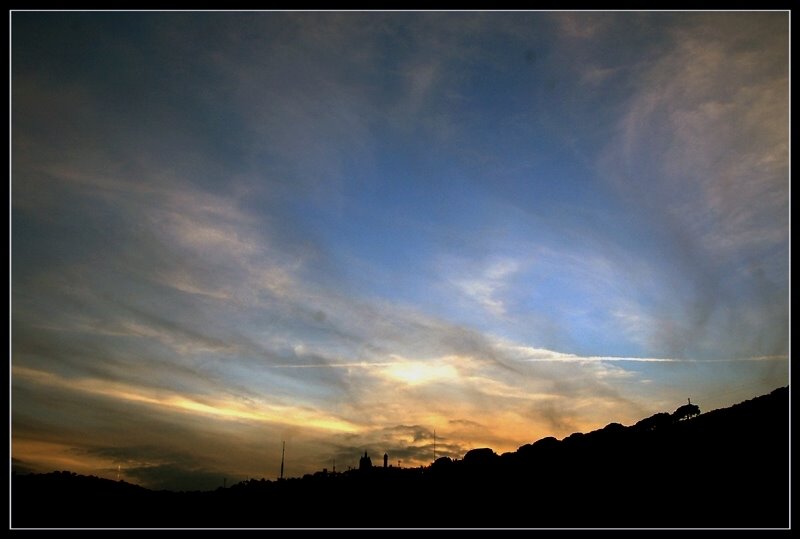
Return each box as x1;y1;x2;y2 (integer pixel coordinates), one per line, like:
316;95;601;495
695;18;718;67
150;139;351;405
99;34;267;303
122;463;227;492
11;458;39;475
81;446;229;492
322;426;471;469
382;424;434;443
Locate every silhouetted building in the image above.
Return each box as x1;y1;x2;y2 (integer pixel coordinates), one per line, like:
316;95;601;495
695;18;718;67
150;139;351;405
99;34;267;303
359;451;372;470
383;453;388;468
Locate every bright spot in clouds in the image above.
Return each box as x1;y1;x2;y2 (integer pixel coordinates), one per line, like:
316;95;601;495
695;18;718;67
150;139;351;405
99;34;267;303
381;358;461;386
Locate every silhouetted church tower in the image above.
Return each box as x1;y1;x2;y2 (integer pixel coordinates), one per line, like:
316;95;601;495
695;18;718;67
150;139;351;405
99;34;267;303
384;453;388;468
359;451;372;470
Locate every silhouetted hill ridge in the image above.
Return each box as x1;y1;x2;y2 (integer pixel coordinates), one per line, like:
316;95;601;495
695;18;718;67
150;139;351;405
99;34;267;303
12;386;789;528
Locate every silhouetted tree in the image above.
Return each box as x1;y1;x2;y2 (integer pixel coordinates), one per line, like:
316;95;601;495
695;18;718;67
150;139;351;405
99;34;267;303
672;399;701;421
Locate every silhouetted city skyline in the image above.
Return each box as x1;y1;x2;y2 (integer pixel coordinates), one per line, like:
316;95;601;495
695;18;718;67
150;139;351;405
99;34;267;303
12;387;789;528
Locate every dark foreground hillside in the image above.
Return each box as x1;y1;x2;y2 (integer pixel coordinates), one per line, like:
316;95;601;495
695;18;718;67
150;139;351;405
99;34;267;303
12;386;789;528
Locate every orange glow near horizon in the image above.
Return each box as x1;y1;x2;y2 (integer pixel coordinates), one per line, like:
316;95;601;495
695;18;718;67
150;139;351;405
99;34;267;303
11;363;605;483
12;366;363;434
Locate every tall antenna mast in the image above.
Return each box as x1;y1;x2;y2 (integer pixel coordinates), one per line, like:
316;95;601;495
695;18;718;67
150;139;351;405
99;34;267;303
433;429;436;462
280;441;285;480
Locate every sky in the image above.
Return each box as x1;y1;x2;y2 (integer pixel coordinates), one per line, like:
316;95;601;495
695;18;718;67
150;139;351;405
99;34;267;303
11;11;789;491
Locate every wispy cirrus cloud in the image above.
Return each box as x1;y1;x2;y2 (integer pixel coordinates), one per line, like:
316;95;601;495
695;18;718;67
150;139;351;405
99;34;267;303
591;13;789;360
445;256;524;317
